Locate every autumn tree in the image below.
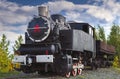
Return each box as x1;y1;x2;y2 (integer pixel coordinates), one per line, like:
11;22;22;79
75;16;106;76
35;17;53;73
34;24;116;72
113;56;119;68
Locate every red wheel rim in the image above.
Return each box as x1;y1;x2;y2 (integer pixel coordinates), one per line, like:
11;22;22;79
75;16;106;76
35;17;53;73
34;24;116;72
78;68;82;75
72;69;77;76
65;72;71;78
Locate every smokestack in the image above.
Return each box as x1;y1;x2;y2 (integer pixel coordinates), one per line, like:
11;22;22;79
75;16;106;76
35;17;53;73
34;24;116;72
38;6;49;17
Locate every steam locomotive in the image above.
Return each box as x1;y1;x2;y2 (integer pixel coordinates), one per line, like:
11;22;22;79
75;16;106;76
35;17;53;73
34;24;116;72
12;6;115;77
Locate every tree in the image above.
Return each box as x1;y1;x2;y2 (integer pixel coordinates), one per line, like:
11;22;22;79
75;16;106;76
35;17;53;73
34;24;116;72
107;24;120;57
107;24;120;67
0;34;10;53
12;35;23;70
113;56;119;68
94;29;99;40
13;35;23;52
95;25;106;42
0;34;13;72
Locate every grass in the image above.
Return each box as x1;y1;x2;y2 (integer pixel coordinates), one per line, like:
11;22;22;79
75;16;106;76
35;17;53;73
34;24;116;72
0;70;20;79
77;75;85;79
112;67;120;73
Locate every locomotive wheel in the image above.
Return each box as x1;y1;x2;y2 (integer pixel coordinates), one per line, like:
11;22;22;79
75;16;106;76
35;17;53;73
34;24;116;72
65;72;71;78
78;68;82;75
72;68;77;76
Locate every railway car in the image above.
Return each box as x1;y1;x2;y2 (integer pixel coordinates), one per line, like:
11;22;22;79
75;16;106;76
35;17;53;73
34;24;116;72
96;40;115;67
12;6;115;78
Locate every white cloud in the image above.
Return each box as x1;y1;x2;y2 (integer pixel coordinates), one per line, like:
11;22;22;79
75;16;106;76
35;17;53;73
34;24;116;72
0;31;22;42
0;0;37;25
86;6;114;22
0;0;37;35
43;1;74;14
65;11;81;21
20;6;36;12
43;0;120;24
0;0;36;53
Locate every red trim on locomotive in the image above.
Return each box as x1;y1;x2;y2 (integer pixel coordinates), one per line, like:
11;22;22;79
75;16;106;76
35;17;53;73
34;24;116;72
34;24;40;32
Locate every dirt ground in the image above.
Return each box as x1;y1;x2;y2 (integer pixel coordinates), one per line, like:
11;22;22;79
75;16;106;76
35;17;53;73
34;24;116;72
2;68;120;79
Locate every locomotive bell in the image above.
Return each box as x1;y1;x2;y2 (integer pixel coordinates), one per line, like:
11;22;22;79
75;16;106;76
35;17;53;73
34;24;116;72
51;14;66;23
38;6;50;17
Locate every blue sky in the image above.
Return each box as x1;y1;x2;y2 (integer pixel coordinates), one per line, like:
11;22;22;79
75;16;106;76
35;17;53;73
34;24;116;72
0;0;120;53
8;0;88;5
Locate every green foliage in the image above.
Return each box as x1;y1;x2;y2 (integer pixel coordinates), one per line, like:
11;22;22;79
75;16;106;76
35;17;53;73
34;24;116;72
12;35;23;69
107;24;119;45
13;35;23;52
0;34;10;53
0;34;13;73
107;24;120;57
94;29;99;40
107;24;120;68
95;25;106;42
95;24;120;68
113;56;120;68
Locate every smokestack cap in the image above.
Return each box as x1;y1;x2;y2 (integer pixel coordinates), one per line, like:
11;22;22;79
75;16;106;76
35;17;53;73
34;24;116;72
38;6;49;17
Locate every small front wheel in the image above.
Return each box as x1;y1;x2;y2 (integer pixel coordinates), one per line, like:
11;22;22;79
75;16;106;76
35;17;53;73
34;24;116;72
72;68;77;76
78;68;82;75
65;72;71;78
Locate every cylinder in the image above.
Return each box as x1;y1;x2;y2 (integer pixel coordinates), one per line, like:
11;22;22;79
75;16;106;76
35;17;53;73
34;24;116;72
38;6;49;17
18;44;56;55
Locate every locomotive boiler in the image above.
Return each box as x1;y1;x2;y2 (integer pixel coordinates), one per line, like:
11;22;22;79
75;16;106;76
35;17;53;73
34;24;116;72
12;6;115;78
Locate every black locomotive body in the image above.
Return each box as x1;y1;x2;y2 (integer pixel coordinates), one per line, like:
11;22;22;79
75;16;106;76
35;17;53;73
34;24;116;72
12;6;115;77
